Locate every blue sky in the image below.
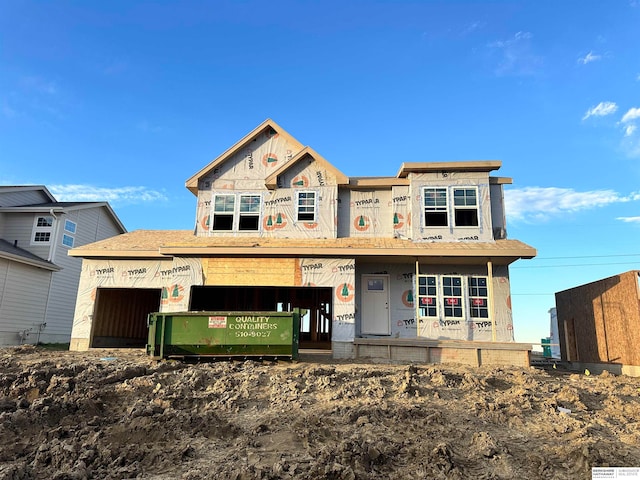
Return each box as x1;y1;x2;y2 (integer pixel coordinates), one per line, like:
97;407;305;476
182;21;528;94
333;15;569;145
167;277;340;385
2;1;640;345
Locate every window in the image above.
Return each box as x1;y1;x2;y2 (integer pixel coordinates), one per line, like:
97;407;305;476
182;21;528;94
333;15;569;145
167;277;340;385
238;195;260;230
64;220;77;234
423;188;448;226
442;276;464;318
32;216;54;244
211;193;261;231
62;234;75;248
212;195;235;230
469;277;489;318
453;188;478;226
418;275;438;317
416;274;491;322
297;191;316;221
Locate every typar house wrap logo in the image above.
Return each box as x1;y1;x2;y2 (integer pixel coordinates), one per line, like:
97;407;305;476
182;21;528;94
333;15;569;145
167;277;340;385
262;152;278;167
263;213;288;230
161;284;185;305
353;215;371;232
336;283;355;302
291;175;309;188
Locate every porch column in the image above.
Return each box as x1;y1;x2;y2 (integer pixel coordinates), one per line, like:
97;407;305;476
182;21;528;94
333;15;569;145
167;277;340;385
487;260;496;342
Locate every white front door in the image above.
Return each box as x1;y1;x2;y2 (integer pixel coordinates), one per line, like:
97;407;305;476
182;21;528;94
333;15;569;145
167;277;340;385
361;275;390;335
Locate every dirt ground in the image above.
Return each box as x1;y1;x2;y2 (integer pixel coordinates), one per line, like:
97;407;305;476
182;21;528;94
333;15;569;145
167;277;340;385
1;346;640;480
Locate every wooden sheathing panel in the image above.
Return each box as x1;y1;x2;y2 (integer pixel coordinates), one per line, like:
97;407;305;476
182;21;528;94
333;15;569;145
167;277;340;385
556;271;640;366
203;257;298;286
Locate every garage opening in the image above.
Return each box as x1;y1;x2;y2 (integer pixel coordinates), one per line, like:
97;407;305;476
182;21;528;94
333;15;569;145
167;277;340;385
190;286;332;350
91;288;161;348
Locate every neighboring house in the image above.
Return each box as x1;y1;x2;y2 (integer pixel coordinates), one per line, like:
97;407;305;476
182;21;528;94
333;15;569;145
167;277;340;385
69;119;536;366
555;270;640;376
0;186;126;345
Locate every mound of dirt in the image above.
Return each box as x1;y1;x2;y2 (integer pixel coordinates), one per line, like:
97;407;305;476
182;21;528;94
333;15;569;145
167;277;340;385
1;346;639;479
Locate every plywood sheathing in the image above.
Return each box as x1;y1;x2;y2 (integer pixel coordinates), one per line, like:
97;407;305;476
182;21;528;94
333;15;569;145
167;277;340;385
69;229;536;265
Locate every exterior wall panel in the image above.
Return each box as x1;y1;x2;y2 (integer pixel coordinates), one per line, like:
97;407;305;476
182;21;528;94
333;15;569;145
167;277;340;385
555;270;640;366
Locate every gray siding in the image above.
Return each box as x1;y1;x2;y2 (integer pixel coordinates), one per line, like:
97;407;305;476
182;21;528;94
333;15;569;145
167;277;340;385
1;211;54;260
44;207;124;340
0;259;51;345
0;189;51;207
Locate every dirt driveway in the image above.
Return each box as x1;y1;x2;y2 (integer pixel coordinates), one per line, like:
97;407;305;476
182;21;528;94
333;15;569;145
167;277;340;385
1;346;639;479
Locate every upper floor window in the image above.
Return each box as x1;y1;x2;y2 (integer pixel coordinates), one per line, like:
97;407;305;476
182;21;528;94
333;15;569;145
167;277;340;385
239;195;260;230
64;220;77;234
212;194;261;231
296;191;316;222
32;216;53;244
212;195;235;230
453;188;478;227
62;234;75;248
423;186;479;228
423;188;448;226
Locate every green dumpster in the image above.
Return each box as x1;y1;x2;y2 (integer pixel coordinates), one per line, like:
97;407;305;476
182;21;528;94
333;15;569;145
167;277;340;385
147;309;300;360
541;337;552;358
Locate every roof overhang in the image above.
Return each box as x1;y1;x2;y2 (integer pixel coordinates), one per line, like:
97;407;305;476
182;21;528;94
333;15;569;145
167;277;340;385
397;161;502;178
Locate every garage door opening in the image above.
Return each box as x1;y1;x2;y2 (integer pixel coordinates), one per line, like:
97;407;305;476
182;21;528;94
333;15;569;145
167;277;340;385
91;288;161;348
190;286;332;350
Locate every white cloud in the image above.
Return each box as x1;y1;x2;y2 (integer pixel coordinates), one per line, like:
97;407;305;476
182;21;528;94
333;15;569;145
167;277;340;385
624;124;637;136
505;186;635;222
582;101;618;120
487;31;542;76
49;184;167;205
621;107;640;123
617;216;640;223
578;51;601;65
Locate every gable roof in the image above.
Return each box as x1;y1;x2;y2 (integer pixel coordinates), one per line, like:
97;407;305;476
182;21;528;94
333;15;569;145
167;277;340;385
185;119;305;195
0;239;61;271
265;146;349;189
0;185;56;204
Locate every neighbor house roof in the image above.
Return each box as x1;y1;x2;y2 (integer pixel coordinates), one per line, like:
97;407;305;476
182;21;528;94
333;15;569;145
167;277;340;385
69;229;536;265
0;239;61;271
0;202;127;234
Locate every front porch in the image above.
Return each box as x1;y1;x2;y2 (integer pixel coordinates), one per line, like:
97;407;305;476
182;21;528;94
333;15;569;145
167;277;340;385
353;337;532;368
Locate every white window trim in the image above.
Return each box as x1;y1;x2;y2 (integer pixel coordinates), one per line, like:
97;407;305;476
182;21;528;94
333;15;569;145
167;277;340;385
416;274;491;323
64;219;77;234
61;233;75;248
296;190;317;222
31;215;54;245
423;187;449;228
452;186;480;227
211;193;262;232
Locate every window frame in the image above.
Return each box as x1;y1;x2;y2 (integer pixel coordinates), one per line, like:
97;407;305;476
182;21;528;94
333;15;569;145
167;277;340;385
61;234;75;248
296;191;317;222
423;187;449;227
211;193;262;231
31;215;54;245
64;219;77;234
468;276;489;318
211;194;236;231
453;187;479;227
416;274;491;323
238;194;261;231
417;275;438;318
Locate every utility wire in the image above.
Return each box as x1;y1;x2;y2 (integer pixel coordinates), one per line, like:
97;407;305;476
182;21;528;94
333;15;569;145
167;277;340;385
512;261;640;269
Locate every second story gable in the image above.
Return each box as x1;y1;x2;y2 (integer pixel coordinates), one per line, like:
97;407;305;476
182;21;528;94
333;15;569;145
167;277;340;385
187;120;512;243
